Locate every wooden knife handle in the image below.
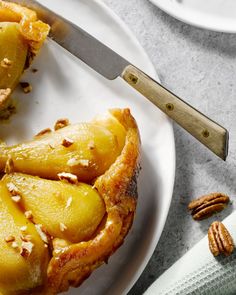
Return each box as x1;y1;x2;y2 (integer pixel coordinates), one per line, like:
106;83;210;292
122;65;228;160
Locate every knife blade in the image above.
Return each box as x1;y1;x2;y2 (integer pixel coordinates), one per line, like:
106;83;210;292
7;0;229;160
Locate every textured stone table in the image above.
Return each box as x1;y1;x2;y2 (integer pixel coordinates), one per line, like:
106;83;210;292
103;0;236;294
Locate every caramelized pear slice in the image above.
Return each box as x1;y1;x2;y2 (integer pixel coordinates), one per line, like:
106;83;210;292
0;22;28;90
0;181;49;294
0;21;28;110
2;173;106;243
0;112;126;182
92;111;126;151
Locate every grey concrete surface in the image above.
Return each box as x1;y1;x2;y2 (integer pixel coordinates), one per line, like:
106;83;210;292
103;0;236;294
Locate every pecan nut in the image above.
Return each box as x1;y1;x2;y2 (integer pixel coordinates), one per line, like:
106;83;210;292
208;221;234;256
188;192;229;220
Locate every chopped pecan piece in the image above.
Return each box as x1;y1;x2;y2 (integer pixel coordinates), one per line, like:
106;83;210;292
188;192;229;220
35;224;49;244
59;222;67;232
4;235;15;243
7;182;19;195
20;241;34;258
35;128;52;138
62;137;74;148
208;221;234;256
11;195;21;203
1;58;12;68
0;88;11;106
65;197;72;209
57;172;78;184
54;118;70;131
20;226;27;232
24;210;33;220
11;241;19;249
20;82;32;94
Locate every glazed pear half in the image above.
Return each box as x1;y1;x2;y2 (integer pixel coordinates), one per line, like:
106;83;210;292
0;109;140;294
0;0;50;114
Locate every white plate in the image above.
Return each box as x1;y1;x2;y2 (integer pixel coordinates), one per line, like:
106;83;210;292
0;1;175;294
149;0;236;33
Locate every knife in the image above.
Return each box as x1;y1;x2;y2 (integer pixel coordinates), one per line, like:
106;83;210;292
8;0;229;160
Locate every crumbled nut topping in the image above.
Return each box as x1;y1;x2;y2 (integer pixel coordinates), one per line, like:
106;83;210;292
52;238;70;255
11;195;21;203
35;128;52;137
11;241;19;249
0;88;11;105
58;172;78;184
24;210;33;220
5;235;15;243
78;159;89;167
35;224;49;244
20;226;27;232
59;222;67;232
88;140;95;150
20;241;34;258
66;158;79;167
20;82;32;94
67;158;89;167
54;118;70;131
7;182;20;195
20;235;32;242
66;197;72;209
62;137;74;147
4;155;14;174
1;58;12;68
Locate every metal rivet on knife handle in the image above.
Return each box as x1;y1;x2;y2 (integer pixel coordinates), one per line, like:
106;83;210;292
128;73;138;85
122;65;228;160
202;129;210;138
166;103;174;111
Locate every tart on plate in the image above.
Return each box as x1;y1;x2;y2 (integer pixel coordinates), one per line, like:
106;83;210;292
0;108;140;294
0;0;49;117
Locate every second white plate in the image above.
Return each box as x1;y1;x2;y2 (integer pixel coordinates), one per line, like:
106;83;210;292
0;0;175;294
150;0;236;33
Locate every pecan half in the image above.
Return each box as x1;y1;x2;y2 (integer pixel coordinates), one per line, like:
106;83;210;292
208;221;234;256
188;192;229;220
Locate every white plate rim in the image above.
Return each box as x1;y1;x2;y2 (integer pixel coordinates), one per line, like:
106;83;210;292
149;0;236;33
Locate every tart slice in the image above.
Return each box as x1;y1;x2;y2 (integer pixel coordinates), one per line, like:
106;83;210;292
0;0;50;116
0;109;140;294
